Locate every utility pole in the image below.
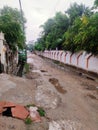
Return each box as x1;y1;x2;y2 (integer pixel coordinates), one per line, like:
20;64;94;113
17;0;27;77
19;0;25;33
18;0;26;49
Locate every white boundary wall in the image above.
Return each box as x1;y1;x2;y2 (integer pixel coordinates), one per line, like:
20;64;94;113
38;50;98;74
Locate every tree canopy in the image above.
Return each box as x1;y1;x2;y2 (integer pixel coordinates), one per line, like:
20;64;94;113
0;6;26;51
94;0;98;6
34;1;98;55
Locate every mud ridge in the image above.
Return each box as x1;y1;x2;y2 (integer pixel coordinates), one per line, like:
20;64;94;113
49;78;67;94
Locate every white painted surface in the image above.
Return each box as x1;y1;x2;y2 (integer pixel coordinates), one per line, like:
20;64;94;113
66;51;71;64
71;53;77;66
88;56;98;73
41;50;98;74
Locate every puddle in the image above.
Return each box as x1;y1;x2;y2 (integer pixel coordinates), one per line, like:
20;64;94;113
49;78;67;94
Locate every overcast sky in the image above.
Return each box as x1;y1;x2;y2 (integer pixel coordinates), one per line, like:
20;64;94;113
0;0;95;43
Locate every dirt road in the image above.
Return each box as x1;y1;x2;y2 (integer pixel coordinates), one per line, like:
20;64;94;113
27;53;98;130
0;53;98;130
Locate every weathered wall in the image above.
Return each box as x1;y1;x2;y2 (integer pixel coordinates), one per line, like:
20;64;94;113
38;50;98;74
0;32;6;67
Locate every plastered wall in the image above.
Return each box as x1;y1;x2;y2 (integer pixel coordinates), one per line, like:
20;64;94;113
39;50;98;74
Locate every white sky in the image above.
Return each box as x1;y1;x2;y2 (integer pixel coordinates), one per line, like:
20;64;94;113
0;0;95;43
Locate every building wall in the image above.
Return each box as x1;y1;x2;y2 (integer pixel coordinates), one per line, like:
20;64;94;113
0;32;7;71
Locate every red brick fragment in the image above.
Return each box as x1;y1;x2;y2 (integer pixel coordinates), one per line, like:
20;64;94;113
0;101;16;108
11;105;29;120
0;101;6;108
0;101;8;113
0;107;3;114
3;102;16;108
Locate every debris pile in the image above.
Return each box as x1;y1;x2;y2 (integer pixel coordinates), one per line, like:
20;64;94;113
0;101;44;123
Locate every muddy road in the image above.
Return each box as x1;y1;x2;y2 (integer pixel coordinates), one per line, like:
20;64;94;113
27;53;98;130
0;53;98;130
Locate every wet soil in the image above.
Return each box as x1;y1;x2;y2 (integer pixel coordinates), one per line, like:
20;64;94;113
49;78;67;94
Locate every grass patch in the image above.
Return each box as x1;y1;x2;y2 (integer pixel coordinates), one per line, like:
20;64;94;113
37;107;45;117
53;60;60;65
26;104;36;108
25;117;32;124
24;63;30;73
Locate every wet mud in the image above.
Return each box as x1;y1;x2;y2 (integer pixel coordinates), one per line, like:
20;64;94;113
49;78;67;94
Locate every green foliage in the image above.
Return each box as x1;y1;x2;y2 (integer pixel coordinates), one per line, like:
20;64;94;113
18;49;27;62
34;2;98;55
24;63;29;73
34;12;69;50
0;6;26;51
25;117;32;124
37;107;45;117
94;0;98;6
26;104;36;108
66;3;92;25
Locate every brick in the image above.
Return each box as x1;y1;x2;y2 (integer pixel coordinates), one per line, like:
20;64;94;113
11;105;29;120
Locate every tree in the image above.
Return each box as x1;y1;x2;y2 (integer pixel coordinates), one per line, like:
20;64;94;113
77;13;98;54
65;3;92;25
37;12;69;50
35;2;98;55
0;6;26;51
94;0;98;6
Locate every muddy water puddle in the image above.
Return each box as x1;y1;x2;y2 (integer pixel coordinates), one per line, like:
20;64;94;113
49;78;67;94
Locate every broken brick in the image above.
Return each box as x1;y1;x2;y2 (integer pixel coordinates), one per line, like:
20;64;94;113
0;101;5;113
0;101;16;108
3;102;16;108
11;105;29;120
0;101;6;108
0;107;3;114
